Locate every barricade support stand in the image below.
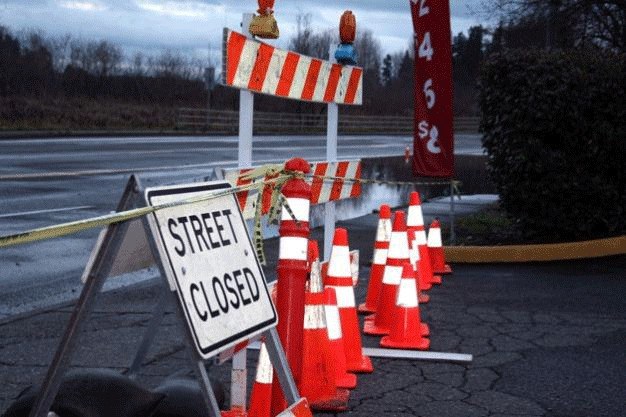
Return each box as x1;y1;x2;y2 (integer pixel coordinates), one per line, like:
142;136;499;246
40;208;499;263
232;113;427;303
27;173;307;417
28;176;143;417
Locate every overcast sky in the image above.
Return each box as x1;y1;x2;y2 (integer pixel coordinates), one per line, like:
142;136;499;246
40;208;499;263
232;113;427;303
1;0;488;62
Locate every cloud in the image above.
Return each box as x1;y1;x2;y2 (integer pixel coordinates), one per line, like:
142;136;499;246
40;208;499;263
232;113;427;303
1;0;485;58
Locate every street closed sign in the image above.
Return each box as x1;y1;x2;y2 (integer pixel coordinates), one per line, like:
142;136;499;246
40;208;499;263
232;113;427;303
146;181;277;359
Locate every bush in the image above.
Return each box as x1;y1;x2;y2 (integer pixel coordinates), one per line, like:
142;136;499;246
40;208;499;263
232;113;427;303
479;50;625;241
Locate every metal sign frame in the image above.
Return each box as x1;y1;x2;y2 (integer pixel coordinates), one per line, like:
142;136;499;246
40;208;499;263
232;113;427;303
28;175;302;417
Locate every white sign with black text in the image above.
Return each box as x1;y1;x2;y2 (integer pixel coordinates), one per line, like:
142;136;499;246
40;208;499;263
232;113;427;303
145;181;277;359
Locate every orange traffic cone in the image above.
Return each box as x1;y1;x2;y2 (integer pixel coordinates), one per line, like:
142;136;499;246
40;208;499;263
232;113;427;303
325;228;373;373
324;287;357;389
358;204;392;314
381;262;430;350
407;192;441;286
408;229;430;306
300;241;350;411
428;219;452;275
364;210;408;336
248;341;274;417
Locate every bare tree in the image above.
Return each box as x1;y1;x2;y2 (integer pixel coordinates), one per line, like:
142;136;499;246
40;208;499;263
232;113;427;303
289;12;314;56
354;28;382;71
93;40;122;77
487;0;626;51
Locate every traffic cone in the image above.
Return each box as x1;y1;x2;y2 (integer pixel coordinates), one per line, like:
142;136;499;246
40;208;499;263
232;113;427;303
248;341;274;417
325;228;373;373
324;287;357;389
407;192;441;286
408;229;429;306
364;211;408;336
381;262;430;350
428;219;453;275
300;241;350;412
358;204;392;314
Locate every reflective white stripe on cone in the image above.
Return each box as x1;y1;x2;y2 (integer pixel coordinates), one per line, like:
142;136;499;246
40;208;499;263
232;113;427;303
380;262;430;350
324;287;357;389
406;191;440;287
364;210;408;336
359;204;392;314
408;229;430;307
428;218;452;275
325;228;373;373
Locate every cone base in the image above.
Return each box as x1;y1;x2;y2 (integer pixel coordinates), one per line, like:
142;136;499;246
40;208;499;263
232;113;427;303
435;264;453;275
363;319;389;336
357;302;376;314
380;335;430;350
309;388;351;412
221;407;247;417
418;293;430;304
430;275;442;285
336;372;357;390
421;322;430;337
346;354;373;373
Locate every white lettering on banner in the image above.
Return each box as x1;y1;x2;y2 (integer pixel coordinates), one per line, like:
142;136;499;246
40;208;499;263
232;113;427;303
330;286;356;308
396;279;418;308
423;78;436;109
418;32;434;61
418;121;441;154
146;181;277;359
417;0;429;17
280;198;310;222
382;265;403;285
278;236;308;260
328;246;351;277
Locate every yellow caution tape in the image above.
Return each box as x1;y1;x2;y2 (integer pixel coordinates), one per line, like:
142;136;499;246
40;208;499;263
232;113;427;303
0;167;461;251
0;175;290;249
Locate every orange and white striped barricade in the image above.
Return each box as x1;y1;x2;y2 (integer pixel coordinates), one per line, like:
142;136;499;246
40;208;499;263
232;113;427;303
223;29;363;105
219;160;362;221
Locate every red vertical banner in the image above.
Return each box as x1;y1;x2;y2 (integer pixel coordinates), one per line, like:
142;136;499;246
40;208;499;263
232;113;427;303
410;0;454;178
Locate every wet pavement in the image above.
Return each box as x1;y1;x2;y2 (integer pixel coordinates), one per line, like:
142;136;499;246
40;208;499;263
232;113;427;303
1;208;625;417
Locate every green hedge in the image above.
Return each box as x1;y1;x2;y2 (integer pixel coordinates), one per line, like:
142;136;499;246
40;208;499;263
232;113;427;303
479;50;625;242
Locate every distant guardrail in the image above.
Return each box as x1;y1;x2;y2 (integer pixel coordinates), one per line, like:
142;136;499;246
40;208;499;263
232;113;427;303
176;108;480;135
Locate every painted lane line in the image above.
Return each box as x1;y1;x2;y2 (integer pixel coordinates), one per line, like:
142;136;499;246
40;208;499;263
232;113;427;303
0;206;95;219
0;151;408;181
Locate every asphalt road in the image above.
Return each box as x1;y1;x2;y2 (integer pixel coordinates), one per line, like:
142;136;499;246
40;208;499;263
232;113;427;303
1;213;624;417
0;134;483;319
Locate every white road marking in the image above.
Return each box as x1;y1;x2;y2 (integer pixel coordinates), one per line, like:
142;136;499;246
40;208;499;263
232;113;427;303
0;205;95;219
0;149;406;181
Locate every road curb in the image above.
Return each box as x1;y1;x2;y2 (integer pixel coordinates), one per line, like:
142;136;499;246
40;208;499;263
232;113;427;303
444;235;626;263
